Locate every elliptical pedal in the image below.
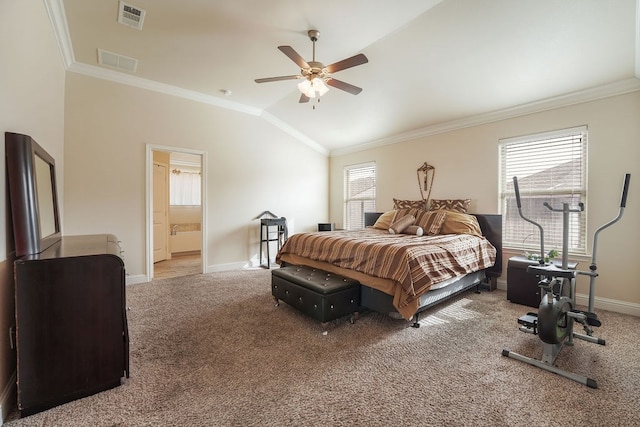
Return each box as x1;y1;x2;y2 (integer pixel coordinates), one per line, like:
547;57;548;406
571;309;602;327
517;312;538;334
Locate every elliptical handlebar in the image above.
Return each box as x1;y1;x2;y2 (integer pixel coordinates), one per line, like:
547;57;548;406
621;173;630;208
513;176;522;209
581;173;631;313
591;174;631;264
512;176;546;265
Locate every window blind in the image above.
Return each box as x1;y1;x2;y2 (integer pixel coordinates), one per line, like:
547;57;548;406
344;162;376;230
499;126;587;254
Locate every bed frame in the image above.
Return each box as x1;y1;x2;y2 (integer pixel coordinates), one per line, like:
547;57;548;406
361;212;502;327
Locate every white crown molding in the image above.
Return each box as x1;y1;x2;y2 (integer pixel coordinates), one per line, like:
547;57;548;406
67;62;331;155
46;0;260;116
46;0;640;159
260;112;329;156
330;77;640;157
44;0;74;67
67;62;262;116
44;0;330;156
67;59;332;154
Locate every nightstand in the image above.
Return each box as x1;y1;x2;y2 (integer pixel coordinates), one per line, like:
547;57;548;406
317;223;335;232
507;256;578;307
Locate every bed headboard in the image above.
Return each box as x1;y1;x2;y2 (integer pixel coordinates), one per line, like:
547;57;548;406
364;212;384;227
472;214;502;279
364;212;502;279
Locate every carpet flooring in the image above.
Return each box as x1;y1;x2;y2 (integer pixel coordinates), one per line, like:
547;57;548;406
5;268;640;426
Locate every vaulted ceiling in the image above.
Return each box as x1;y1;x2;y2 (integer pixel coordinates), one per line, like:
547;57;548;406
53;0;640;155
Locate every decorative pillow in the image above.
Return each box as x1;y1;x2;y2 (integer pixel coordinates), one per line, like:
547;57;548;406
429;199;471;213
402;225;424;236
393;198;427;210
372;210;396;229
414;209;447;235
440;211;482;236
389;214;415;234
393;208;419;221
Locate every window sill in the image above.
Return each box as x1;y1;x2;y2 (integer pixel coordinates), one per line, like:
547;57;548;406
502;246;592;264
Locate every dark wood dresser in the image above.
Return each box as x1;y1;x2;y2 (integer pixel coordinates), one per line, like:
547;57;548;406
14;234;129;416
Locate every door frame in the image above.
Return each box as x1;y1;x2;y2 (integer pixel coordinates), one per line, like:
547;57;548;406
145;144;207;281
152;160;170;263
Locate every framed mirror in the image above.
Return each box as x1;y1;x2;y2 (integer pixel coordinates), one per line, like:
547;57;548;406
6;132;61;257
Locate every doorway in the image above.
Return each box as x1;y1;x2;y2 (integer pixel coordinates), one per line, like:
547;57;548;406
146;145;207;281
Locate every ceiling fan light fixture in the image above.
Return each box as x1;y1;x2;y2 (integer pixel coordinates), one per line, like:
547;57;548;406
256;29;367;103
298;77;329;98
312;78;329;96
297;79;316;98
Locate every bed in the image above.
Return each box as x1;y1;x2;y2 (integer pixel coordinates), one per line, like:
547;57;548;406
276;210;502;326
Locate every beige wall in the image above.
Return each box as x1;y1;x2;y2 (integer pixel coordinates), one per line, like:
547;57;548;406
1;1;638;421
63;73;329;279
330;91;640;311
170;205;202;227
0;1;328;416
0;0;67;420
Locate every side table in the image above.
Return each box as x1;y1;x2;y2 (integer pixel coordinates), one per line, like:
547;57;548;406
507;256;578;307
260;217;287;268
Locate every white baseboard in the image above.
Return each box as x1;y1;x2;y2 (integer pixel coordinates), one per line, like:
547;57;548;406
497;279;640;317
574;293;640;317
0;371;16;424
125;260;267;285
126;274;148;285
206;261;251;273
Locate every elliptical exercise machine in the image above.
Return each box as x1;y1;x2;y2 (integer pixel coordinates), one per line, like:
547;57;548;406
502;173;631;388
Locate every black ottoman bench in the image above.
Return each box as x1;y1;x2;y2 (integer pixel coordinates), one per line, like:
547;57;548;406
271;265;360;328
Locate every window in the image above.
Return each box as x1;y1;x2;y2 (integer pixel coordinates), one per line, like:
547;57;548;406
499;126;587;255
170;168;201;205
344;162;376;230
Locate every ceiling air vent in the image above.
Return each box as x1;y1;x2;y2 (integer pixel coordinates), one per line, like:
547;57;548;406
118;1;146;30
98;49;138;73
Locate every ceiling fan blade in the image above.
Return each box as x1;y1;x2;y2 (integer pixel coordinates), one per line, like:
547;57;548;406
278;46;310;69
326;78;363;95
325;53;368;74
255;75;300;83
299;94;310;103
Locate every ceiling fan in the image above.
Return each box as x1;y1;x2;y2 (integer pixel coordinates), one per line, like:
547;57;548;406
255;30;368;104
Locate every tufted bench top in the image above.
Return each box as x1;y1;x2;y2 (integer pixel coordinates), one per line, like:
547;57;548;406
272;265;359;295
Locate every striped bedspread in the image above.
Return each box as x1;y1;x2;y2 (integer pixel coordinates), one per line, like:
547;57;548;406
276;228;496;313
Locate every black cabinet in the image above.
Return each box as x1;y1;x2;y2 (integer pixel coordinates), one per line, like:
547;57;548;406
507;256;578;307
14;234;129;416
